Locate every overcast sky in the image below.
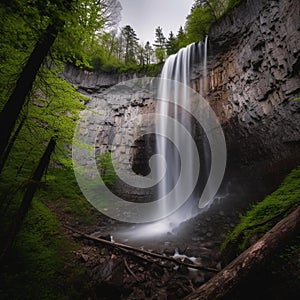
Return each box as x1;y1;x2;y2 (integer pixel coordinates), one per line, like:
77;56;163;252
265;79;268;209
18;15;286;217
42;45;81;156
118;0;194;45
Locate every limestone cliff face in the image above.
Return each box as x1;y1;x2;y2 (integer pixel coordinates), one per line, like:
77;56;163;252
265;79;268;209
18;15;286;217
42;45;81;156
192;0;300;171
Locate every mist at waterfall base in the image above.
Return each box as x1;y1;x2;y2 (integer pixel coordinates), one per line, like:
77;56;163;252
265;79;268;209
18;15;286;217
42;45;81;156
117;38;227;241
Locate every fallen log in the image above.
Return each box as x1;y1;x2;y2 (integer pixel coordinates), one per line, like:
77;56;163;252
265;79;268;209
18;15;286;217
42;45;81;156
184;205;300;300
64;225;218;273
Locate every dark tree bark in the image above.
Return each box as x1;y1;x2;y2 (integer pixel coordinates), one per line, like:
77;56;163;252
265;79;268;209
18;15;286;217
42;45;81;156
184;206;300;300
0;116;26;174
0;23;59;160
0;137;56;264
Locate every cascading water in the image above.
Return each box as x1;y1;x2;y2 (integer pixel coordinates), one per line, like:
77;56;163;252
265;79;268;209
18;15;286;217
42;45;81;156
113;35;227;242
155;38;208;222
115;39;211;241
74;34;225;242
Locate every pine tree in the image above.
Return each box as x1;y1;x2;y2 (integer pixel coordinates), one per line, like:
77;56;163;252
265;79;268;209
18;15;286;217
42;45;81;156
121;25;139;64
144;41;153;65
153;26;166;49
176;26;188;49
137;45;145;66
166;31;178;56
153;26;166;63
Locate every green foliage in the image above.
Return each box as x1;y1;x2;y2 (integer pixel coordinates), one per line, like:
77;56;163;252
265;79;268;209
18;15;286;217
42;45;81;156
143;63;164;77
166;31;178;56
221;167;300;262
144;41;153;65
0;0;87;183
0;1;125;298
186;5;214;43
40;167;96;223
116;62;163;77
0;199;89;300
153;26;167;63
154;26;167;48
97;152;117;185
184;0;242;44
0;66;85;187
53;0;121;68
176;26;190;49
121;25;140;64
78;29;162;74
155;47;167;64
0;2;43;107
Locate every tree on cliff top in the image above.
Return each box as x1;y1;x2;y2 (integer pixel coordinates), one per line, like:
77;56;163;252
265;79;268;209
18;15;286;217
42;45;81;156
153;26;167;63
166;31;178;56
185;0;241;44
121;25;139;64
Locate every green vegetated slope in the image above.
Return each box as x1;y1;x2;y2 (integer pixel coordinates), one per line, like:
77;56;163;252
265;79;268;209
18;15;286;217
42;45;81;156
221;167;300;299
0;1;105;298
0;199;89;300
0;0;156;297
221;167;300;258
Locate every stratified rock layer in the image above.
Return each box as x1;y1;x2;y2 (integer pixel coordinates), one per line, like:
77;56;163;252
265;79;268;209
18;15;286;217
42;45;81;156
193;0;300;172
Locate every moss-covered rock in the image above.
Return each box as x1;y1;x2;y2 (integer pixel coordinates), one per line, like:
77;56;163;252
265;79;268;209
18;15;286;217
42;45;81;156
221;167;300;263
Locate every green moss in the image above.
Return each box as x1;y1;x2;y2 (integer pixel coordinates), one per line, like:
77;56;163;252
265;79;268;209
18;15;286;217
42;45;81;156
39;167;96;224
97;152;117;185
0;199;89;300
221;167;300;263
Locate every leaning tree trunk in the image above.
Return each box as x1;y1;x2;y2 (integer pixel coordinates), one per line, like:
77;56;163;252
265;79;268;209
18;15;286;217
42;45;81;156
184;206;300;300
0;137;56;264
0;116;26;174
0;23;60;160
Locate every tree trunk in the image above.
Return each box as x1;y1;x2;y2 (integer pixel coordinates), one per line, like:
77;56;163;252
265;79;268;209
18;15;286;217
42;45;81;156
184;205;300;300
0;116;26;173
0;23;59;159
0;137;56;264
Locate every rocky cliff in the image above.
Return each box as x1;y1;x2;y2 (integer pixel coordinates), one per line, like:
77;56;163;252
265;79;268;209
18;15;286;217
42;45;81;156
192;0;300;174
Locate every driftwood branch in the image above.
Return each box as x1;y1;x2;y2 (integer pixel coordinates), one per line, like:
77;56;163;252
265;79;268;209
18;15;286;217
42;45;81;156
64;225;218;273
120;247;155;265
184;205;300;300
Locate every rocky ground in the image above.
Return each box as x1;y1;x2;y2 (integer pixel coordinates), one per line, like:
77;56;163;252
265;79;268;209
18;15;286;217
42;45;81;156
48;197;242;300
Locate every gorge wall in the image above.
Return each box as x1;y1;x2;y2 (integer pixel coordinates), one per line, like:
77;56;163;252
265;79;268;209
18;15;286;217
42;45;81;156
195;0;300;176
65;0;300;203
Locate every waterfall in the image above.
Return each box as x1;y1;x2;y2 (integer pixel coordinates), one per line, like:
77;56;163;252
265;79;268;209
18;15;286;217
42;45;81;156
112;36;225;239
155;38;208;220
73;33;225;233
